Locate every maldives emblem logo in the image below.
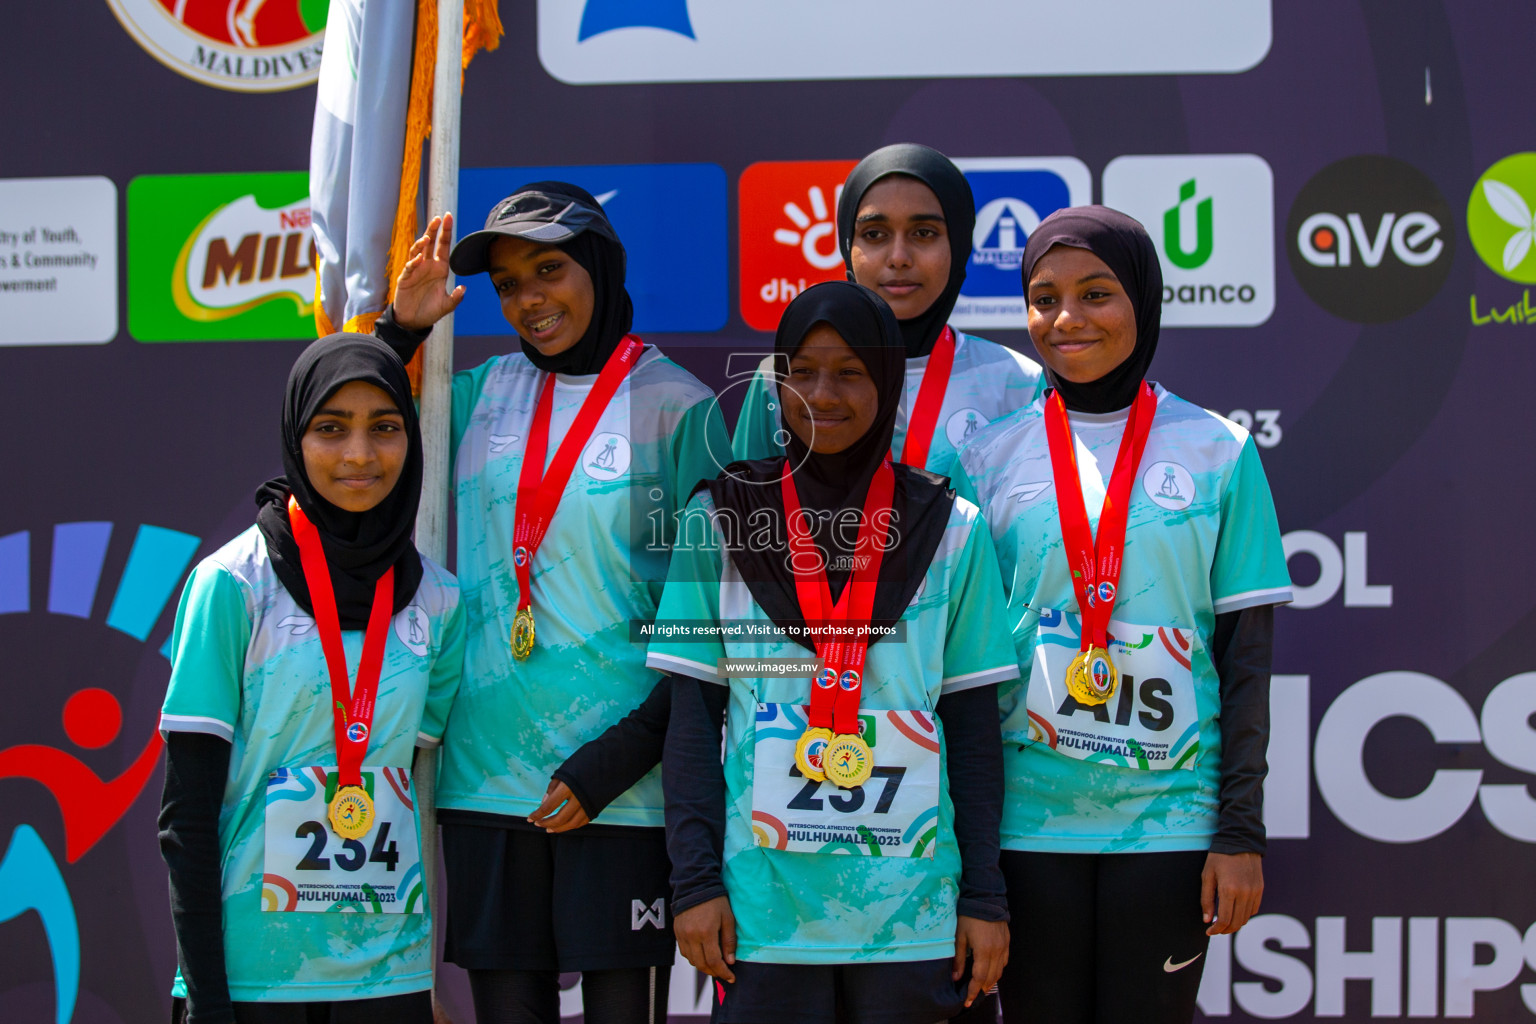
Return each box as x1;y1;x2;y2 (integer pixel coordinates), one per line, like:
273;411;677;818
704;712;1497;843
105;0;326;93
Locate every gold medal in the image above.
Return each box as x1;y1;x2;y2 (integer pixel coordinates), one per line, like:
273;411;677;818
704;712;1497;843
822;734;874;789
1066;646;1118;706
794;727;833;782
327;785;374;840
512;607;536;661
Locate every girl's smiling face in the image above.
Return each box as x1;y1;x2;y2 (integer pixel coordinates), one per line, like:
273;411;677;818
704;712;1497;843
487;234;595;357
1026;245;1138;383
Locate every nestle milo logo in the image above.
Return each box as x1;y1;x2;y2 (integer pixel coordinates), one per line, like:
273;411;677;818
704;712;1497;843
128;171;317;342
173;195;316;322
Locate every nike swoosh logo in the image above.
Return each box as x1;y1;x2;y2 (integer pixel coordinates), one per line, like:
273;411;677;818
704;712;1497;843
1163;952;1203;973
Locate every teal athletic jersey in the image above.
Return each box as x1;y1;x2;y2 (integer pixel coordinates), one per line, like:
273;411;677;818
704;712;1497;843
730;330;1045;478
646;491;1018;964
436;344;731;827
159;526;464;1002
953;384;1292;854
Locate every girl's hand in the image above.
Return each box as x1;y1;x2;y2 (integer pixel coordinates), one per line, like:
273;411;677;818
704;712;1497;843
392;212;466;331
1202;851;1264;935
676;895;737;983
527;779;590;833
954;915;1009;1007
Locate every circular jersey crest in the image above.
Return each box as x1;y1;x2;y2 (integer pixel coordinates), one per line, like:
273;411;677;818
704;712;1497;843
105;0;326;93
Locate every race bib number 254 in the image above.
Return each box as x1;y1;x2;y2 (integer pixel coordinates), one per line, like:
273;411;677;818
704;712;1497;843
262;766;424;914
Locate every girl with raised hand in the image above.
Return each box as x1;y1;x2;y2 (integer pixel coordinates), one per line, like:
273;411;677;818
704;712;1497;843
952;207;1292;1024
733;143;1045;478
159;333;464;1023
654;280;1017;1024
375;183;730;1023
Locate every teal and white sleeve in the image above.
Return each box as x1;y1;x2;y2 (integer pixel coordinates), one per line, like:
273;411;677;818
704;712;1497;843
160;561;251;741
418;592;465;747
645;494;727;684
731;366;785;462
941;511;1022;694
1211;438;1294;614
670;398;733;515
448;359;497;464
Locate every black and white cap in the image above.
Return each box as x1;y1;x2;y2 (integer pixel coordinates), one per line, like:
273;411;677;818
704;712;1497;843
449;187;621;276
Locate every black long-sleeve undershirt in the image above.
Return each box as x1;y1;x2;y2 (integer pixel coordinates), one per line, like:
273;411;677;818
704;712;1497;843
373;306;430;364
1209;604;1275;857
553;676;672;819
159;731;235;1024
662;674;1008;921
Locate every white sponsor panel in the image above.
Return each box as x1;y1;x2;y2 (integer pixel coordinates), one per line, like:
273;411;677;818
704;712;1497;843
1102;154;1276;327
538;0;1272;84
0;177;117;346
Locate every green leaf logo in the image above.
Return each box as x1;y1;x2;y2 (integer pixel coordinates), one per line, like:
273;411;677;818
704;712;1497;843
1467;154;1536;284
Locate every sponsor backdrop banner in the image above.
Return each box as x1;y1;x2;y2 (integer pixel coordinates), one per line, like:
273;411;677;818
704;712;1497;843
1;1;1533;1022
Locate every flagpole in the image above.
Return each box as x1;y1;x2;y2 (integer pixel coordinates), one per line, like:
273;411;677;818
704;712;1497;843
415;0;464;1001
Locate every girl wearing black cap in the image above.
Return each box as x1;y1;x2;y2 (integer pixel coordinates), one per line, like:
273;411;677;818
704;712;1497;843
650;281;1018;1024
158;333;465;1023
952;207;1292;1023
733;143;1044;478
376;184;730;1022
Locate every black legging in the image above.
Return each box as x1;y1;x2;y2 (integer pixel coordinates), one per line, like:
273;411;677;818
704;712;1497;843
174;991;432;1024
468;966;671;1024
996;850;1210;1024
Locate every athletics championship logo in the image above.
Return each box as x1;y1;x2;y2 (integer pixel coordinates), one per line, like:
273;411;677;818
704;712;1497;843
106;0;325;92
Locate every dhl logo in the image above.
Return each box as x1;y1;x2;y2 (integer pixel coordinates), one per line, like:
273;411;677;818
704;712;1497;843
172;195;315;321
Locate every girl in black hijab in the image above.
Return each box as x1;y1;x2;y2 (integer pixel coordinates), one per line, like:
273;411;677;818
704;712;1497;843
952;207;1292;1024
655;281;1020;1024
159;333;464;1024
375;184;730;1023
732;144;1046;479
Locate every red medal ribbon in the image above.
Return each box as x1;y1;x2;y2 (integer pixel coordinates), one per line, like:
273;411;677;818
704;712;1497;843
898;326;955;468
781;457;896;735
1042;381;1158;653
288;496;394;789
512;336;644;620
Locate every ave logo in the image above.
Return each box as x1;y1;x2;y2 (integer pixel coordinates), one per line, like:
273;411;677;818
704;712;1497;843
950;157;1092;330
738;160;858;332
1101;154;1274;327
1286;156;1453;323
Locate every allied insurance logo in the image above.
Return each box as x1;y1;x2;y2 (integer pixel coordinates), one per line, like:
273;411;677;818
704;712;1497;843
1467;153;1536;326
738;160;858;332
949;157;1092;331
1286;155;1453;323
128;172;317;342
106;0;325;92
1102;155;1274;327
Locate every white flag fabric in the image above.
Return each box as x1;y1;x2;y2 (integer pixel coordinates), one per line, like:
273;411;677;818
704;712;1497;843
310;0;415;335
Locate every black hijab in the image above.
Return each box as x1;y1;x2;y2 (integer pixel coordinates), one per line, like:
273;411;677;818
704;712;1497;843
707;281;954;650
1020;205;1162;413
254;332;424;630
837;144;976;358
511;181;634;376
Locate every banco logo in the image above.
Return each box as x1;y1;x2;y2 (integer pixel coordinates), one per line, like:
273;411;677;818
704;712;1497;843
950;157;1092;330
1466;154;1536;327
1286;155;1453;323
738;160;858;332
106;0;325;92
1102;154;1274;327
129;172;317;342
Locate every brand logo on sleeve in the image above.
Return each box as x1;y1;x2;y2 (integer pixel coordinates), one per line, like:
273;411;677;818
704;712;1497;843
106;0;325;92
